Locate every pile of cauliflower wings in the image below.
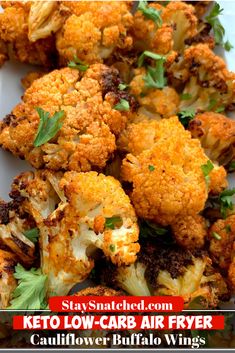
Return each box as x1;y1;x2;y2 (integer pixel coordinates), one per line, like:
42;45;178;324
0;0;235;310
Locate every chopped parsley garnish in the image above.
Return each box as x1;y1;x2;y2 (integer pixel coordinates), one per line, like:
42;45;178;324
223;40;233;51
34;108;64;147
114;99;130;111
140;220;169;238
178;109;195;128
8;264;47;310
105;216;122;230
109;244;116;252
144;59;166;89
68;56;89;71
212;231;221;240
180;93;192;101
138;51;166;89
148;165;155;172
205;3;233;51
215;105;225;113
138;51;165;67
118;83;128;91
219;188;235;219
225;224;231;233
23;228;39;243
138;0;162;27
201;160;214;187
207;98;217;111
206;3;224;45
228;161;235;172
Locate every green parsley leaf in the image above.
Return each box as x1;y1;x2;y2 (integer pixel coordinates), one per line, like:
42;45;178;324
178;109;195;128
23;228;39;243
140;220;169;238
219;188;235;219
148;165;155;172
207;98;217;111
201;160;214;187
34;108;64;147
109;244;116;252
180;93;192;101
68;56;89;71
138;51;165;67
105;216;123;230
215;105;225;113
206;3;225;45
224;40;234;51
114;99;130;111
212;231;221;240
225;224;231;233
144;59;166;89
228;161;235;172
8;264;47;310
138;0;162;27
118;83;128;91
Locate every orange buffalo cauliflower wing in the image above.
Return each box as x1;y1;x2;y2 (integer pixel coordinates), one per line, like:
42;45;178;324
189;112;235;166
132;1;201;54
209;215;235;271
171;44;235;112
120;117;224;226
56;1;134;65
0;249;17;309
10;170;140;296
171;214;208;249
0;1;59;66
0;64;137;171
129;67;180;119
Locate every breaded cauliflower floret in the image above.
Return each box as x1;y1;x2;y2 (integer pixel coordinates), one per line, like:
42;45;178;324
21;71;46;90
0;249;17;309
0;200;35;265
209;215;235;271
171;44;235;112
132;1;199;54
0;64;137;171
10;170;139;296
120;117;215;225
129;67;180;119
56;1;133;65
171;214;208;249
189;112;235;165
100;242;229;308
75;285;122;297
0;1;58;66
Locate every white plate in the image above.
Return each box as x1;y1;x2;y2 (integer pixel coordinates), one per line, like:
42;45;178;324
0;0;235;201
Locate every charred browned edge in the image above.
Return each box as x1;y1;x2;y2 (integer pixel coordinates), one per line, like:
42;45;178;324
185;22;214;47
44;209;65;227
3;257;16;274
11;234;32;256
0;201;10;224
75;285;123;296
0;113;18;132
138;242;204;288
101;67;139;112
188;118;204;138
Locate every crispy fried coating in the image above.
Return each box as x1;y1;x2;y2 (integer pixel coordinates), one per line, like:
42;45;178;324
132;1;199;54
21;71;46;90
189;112;235;166
172;44;235;112
0;2;57;66
56;1;133;65
0;200;35;266
10;170;139;296
171;214;208;249
75;285;122;296
121;117;210;225
129;67;180;119
0;64;136;171
209;215;235;270
0;249;17;309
